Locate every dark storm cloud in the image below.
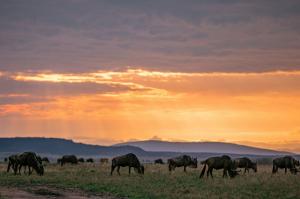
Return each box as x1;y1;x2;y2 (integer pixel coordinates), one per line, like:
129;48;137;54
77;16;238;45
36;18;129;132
0;0;300;72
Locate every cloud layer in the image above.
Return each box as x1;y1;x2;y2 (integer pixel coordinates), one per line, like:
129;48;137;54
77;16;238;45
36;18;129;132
1;0;300;72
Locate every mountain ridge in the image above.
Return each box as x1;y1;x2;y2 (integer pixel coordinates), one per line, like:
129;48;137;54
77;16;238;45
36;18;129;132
0;137;293;160
114;140;292;156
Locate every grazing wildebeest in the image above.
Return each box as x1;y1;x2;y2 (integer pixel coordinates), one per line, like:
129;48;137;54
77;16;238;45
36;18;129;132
17;152;44;176
7;154;19;174
60;155;78;166
154;159;164;164
86;158;94;163
78;158;85;163
22;155;42;174
233;157;257;174
111;153;144;176
200;155;239;178
168;155;197;172
272;156;299;174
42;157;50;163
100;158;109;164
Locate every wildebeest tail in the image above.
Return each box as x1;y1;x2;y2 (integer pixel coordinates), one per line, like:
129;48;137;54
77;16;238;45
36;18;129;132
199;161;207;178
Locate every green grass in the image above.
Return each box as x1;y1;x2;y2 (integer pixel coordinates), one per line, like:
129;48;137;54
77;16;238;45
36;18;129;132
1;163;300;199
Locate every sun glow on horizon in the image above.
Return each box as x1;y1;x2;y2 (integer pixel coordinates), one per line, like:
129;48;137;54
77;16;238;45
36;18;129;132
1;68;300;152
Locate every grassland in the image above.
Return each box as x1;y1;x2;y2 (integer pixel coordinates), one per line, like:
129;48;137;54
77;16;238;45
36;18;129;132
0;163;300;199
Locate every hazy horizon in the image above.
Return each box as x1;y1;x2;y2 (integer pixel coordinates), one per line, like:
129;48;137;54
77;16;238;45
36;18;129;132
1;1;300;153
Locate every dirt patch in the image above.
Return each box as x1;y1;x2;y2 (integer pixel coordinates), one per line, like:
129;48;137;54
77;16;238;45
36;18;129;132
0;186;123;199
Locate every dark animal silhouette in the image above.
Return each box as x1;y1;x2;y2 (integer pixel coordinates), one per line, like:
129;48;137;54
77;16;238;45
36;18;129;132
57;158;62;164
22;155;43;174
17;152;44;176
168;155;197;172
86;158;94;163
233;157;257;174
111;153;144;175
272;156;299;174
42;157;50;163
100;158;109;164
7;154;19;174
200;155;239;178
4;157;8;162
154;159;164;164
78;158;85;163
60;155;78;166
36;156;43;164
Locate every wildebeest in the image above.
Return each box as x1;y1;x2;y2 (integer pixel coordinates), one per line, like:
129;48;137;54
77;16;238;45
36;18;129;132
4;157;8;162
22;155;42;174
42;157;50;163
78;158;85;163
86;158;94;163
272;156;300;174
60;155;78;166
100;158;109;164
154;159;164;164
7;154;19;174
111;153;144;175
168;155;197;172
200;155;239;178
17;152;44;176
233;157;257;174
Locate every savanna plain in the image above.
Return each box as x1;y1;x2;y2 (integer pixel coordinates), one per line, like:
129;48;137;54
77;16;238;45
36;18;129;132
0;163;300;199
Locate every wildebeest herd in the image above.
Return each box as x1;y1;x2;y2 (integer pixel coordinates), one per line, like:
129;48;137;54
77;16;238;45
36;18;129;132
5;152;300;179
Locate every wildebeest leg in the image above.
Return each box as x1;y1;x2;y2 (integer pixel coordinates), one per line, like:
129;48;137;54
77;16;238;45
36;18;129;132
117;166;121;175
244;168;247;174
29;167;32;175
285;166;287;174
272;165;277;174
209;168;213;178
184;166;187;172
110;165;115;175
206;167;210;178
16;164;21;175
129;167;131;175
223;169;228;178
7;162;11;172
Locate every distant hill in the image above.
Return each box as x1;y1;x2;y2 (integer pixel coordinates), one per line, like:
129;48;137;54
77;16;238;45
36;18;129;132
0;137;294;163
115;140;292;156
0;137;145;156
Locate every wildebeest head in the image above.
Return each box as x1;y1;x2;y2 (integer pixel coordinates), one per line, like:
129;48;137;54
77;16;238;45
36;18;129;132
228;161;241;178
134;165;144;174
228;168;241;178
252;162;258;172
37;164;44;176
189;158;198;168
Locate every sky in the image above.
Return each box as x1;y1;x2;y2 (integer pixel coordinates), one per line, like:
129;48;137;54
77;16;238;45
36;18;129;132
1;0;300;152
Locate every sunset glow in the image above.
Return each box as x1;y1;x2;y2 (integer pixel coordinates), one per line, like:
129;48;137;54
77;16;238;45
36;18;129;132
1;68;300;151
